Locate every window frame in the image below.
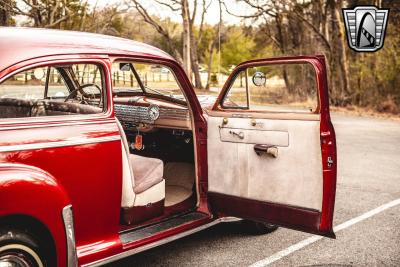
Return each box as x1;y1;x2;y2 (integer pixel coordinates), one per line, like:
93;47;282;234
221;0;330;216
218;60;321;114
0;56;112;127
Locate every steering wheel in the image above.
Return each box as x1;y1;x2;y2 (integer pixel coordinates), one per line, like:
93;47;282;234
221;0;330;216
65;83;103;107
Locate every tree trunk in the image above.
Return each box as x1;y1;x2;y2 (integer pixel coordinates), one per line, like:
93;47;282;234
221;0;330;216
190;32;203;89
181;0;192;78
274;14;293;94
328;0;350;105
0;0;12;26
31;0;43;27
205;38;217;90
334;0;351;98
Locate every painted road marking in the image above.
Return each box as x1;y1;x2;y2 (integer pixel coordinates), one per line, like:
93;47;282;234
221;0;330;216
249;198;400;267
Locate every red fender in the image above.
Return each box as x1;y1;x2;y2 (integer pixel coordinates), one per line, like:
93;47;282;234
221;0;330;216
0;163;71;267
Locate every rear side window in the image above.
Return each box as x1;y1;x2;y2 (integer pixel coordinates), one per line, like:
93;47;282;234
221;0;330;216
0;63;105;119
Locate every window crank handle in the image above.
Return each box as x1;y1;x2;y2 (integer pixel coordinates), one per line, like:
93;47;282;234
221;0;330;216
229;130;244;139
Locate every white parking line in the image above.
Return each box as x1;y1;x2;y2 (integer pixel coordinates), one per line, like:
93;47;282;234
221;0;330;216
249;198;400;267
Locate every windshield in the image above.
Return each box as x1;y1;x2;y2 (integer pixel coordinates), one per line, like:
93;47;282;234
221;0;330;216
112;62;185;101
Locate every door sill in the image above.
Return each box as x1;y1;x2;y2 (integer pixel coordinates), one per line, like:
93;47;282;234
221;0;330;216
120;211;209;245
83;216;236;267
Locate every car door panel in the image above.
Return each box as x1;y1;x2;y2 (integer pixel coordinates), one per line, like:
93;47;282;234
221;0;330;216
208;115;323;211
206;56;336;237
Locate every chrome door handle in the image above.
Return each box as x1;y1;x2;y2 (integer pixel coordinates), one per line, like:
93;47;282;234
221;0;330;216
229;130;244;139
254;144;278;158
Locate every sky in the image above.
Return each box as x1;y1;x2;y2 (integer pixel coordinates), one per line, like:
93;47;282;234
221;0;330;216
88;0;254;25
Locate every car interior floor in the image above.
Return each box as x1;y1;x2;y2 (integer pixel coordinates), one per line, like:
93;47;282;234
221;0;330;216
127;128;197;217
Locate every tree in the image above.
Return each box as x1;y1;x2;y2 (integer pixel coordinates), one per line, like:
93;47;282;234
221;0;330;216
0;0;14;26
128;0;213;89
6;0;82;28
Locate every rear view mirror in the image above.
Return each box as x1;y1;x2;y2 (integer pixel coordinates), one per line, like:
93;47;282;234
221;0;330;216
119;63;131;72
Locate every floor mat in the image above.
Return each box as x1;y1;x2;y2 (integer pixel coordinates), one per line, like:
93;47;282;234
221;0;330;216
164;162;195;207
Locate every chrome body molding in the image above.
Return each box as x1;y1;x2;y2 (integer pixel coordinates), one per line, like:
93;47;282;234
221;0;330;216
62;205;78;267
0;118;116;131
81;217;239;267
0;135;121;153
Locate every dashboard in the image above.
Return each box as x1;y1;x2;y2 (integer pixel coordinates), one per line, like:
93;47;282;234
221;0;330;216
113;96;191;131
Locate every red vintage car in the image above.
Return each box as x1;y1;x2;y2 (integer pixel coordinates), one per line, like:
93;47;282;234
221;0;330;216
0;28;337;267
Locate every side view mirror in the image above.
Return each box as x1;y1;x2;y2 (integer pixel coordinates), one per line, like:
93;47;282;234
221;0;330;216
119;63;131;72
252;72;266;87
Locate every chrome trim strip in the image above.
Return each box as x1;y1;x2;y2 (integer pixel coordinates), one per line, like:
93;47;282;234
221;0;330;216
0;135;121;153
82;217;234;267
0;119;116;131
62;205;78;267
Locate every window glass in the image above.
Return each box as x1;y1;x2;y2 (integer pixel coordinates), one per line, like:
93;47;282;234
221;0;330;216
222;63;318;113
46;67;69;98
72;64;104;94
112;62;185;102
0;63;105;119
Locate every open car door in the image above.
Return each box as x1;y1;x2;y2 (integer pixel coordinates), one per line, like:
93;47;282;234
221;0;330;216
207;55;337;237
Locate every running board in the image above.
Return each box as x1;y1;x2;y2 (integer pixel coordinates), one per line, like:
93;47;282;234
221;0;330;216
120;212;209;245
82;216;240;267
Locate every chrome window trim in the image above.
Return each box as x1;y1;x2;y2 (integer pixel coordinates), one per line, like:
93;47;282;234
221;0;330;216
0;135;121;153
62;205;78;267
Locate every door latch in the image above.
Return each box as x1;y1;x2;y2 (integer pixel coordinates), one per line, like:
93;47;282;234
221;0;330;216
327;156;333;167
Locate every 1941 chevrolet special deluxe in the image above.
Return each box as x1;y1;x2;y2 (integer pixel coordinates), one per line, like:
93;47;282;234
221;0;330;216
0;28;337;267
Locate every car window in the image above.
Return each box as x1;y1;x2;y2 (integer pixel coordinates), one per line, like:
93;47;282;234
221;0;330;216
222;63;318;113
112;62;185;101
72;64;104;95
46;67;69;98
0;63;105;119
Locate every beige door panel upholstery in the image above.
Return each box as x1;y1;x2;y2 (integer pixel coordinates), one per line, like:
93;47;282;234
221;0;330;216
207;115;323;211
219;127;289;146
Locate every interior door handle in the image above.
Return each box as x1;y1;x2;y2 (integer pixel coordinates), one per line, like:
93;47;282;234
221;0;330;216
254;144;278;158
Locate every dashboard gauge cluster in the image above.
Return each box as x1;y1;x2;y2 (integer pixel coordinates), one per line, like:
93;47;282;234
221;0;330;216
148;104;160;121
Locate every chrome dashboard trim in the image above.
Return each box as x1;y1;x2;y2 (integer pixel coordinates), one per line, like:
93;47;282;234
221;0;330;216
114;104;189;125
159;107;189;120
0;135;121;153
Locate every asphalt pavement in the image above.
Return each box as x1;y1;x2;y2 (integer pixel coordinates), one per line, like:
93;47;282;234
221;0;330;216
108;113;400;267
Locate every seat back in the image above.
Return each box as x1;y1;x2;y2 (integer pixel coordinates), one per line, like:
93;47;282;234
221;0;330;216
115;119;136;208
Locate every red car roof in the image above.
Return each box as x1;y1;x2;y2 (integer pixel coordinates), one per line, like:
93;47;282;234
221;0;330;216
0;27;175;72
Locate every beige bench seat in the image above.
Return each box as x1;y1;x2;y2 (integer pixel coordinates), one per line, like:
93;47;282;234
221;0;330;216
130;154;164;194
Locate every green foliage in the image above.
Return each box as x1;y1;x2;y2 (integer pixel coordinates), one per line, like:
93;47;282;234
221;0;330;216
221;27;256;70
